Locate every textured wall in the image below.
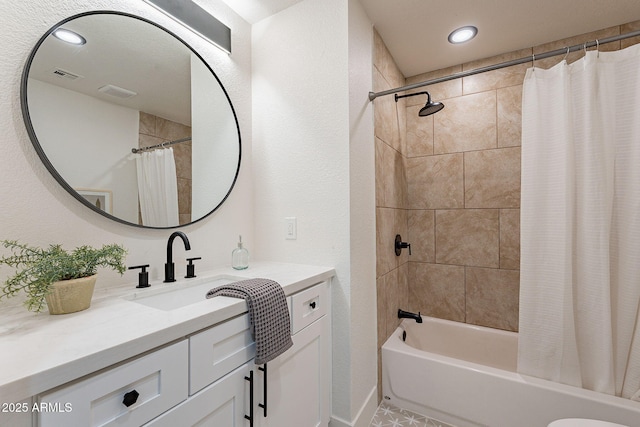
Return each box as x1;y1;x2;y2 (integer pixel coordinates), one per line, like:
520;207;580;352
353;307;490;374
252;0;377;424
347;1;378;423
0;0;253;296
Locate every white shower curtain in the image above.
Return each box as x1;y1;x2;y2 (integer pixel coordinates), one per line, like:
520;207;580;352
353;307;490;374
135;148;179;227
518;44;640;400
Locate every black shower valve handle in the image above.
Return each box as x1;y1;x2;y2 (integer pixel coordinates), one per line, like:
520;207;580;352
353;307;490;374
404;242;412;255
395;234;412;256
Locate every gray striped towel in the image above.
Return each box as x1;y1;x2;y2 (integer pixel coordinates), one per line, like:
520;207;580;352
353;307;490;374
206;278;293;364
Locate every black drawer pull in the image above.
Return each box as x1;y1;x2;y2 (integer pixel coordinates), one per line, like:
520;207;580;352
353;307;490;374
122;390;139;407
258;364;267;417
310;301;317;309
245;370;254;426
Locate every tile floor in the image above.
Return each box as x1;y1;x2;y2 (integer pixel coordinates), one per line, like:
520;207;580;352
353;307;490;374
369;403;457;427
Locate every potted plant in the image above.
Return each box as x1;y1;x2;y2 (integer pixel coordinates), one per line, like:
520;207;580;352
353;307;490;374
0;240;127;314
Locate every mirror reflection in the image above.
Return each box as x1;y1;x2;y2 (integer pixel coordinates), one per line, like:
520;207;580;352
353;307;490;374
22;11;241;228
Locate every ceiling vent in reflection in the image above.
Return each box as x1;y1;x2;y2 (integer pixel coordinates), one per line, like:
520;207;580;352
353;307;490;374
98;84;137;99
51;68;83;80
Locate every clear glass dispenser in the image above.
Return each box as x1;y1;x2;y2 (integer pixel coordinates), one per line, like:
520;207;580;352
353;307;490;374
232;235;249;270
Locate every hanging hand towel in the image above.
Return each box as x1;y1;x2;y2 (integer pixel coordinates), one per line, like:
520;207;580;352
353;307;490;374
206;278;293;364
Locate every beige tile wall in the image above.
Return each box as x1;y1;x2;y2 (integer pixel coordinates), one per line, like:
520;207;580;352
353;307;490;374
374;21;640;399
138;112;192;225
373;29;409;402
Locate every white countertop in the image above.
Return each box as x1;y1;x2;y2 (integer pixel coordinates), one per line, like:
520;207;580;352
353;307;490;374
0;262;334;402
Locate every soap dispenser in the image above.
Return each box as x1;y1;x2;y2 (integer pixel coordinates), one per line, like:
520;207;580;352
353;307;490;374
232;235;249;270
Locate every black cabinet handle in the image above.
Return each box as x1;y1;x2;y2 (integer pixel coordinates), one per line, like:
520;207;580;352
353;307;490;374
122;390;139;407
310;301;317;309
244;370;254;426
258;364;267;417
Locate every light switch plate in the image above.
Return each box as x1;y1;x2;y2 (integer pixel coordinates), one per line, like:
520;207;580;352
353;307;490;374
285;217;297;240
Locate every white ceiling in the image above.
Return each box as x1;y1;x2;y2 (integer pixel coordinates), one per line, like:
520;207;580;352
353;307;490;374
218;0;303;25
30;2;640;128
362;0;640;77
223;0;640;78
30;13;193;126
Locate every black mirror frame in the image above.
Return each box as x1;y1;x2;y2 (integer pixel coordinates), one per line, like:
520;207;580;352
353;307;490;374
20;10;242;229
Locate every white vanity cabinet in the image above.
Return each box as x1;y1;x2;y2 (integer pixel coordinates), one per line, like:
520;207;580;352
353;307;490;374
148;281;330;427
0;398;32;427
144;362;253;426
256;281;330;427
146;313;256;426
189;313;256;395
38;340;188;427
29;279;331;427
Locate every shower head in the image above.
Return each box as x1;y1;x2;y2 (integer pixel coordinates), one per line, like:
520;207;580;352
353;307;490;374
419;99;444;116
395;91;444;117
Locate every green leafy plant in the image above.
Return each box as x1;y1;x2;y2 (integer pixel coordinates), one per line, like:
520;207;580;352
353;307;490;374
0;240;127;312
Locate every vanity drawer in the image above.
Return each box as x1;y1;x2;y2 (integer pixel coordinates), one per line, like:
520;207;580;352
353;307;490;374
144;362;251;427
189;313;255;394
290;281;328;334
39;340;188;427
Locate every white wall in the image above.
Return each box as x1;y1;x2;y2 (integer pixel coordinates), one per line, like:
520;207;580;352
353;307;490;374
1;0;377;424
28;78;139;222
0;0;253;288
347;0;378;424
190;53;242;219
252;0;377;424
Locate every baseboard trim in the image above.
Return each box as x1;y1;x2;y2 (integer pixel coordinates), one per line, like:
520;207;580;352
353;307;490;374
330;386;378;427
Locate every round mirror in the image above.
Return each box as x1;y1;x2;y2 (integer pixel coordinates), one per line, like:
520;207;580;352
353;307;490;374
21;11;241;228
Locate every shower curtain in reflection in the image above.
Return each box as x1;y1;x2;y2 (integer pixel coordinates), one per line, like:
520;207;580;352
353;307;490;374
518;44;640;400
135;148;179;227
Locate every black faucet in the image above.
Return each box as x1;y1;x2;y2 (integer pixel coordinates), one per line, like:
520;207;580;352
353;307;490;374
398;308;423;323
164;231;191;283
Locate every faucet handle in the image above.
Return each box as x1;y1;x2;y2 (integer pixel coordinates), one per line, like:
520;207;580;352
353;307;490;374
128;264;150;288
395;234;412;256
185;257;202;279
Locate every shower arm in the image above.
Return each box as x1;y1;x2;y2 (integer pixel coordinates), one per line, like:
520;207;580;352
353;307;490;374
395;91;431;103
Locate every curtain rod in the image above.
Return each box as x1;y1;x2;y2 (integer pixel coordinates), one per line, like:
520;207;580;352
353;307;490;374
131;136;192;154
368;29;640;101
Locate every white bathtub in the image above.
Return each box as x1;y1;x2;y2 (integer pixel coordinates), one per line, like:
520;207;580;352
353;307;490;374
382;316;640;427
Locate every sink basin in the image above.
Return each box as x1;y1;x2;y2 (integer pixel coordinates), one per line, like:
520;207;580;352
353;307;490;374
126;275;244;311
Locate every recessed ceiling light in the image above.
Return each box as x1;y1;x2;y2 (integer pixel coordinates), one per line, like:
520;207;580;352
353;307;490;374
52;28;86;45
448;26;478;44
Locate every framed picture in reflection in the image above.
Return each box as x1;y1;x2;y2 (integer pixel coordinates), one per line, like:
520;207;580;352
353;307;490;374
75;188;113;214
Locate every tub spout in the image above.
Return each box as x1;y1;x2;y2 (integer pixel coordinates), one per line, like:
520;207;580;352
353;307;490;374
398;308;422;323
